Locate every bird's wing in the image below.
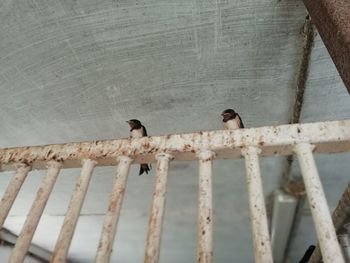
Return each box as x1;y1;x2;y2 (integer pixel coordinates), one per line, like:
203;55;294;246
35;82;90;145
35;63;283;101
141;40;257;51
142;125;148;136
238;114;244;128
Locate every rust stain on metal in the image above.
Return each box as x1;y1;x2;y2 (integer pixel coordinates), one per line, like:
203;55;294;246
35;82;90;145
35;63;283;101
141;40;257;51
143;141;150;149
284;180;306;197
9;162;61;263
197;150;214;263
96;156;132;262
144;153;172;263
242;146;273;263
46;150;53;158
0;120;349;171
257;135;265;146
184;144;191;151
0;164;31;228
51;159;96;263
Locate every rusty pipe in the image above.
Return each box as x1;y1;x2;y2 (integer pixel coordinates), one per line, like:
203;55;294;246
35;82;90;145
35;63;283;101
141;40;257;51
144;153;173;263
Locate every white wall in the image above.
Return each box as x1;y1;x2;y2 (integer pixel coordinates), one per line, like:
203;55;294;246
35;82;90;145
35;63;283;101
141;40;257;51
0;245;44;263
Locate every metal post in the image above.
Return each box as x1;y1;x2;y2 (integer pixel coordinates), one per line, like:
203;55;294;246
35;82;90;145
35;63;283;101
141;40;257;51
144;153;173;263
309;183;350;263
9;161;62;263
294;143;344;263
51;159;97;263
95;156;133;263
197;150;215;263
0;163;31;228
242;146;273;263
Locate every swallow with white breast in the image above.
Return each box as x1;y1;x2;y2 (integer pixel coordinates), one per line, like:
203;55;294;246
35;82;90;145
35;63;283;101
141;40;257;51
221;109;244;130
126;119;151;175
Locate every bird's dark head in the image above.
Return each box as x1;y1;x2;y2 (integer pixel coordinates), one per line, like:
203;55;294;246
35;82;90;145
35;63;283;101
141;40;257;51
221;109;237;122
127;119;142;130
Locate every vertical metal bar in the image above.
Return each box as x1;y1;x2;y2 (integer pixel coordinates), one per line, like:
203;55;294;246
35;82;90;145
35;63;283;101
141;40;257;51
0;163;31;228
144;153;173;263
197;150;215;263
309;183;350;263
51;159;97;263
9;161;62;263
294;143;345;263
95;155;133;263
242;146;273;263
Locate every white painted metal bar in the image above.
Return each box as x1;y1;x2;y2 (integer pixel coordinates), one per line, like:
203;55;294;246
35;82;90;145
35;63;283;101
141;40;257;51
309;183;350;263
95;155;133;263
51;159;97;263
242;146;273;263
0;120;348;262
0;228;52;262
294;143;345;263
0;120;349;171
0;163;31;228
197;150;215;263
144;153;173;263
9;161;62;263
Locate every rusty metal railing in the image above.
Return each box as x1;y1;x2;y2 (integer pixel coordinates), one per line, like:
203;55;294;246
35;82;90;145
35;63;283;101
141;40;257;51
0;120;349;263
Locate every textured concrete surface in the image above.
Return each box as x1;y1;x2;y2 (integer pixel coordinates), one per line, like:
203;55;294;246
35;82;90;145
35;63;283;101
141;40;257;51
0;0;349;262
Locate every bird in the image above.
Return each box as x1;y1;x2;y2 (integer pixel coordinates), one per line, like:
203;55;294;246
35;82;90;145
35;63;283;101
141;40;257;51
299;245;315;263
126;119;151;175
221;109;244;130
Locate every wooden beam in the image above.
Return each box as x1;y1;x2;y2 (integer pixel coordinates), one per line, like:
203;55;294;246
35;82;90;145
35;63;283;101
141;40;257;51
303;0;350;93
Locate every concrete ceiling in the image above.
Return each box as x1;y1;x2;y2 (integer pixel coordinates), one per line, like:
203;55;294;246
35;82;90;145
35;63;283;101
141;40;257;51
0;0;349;262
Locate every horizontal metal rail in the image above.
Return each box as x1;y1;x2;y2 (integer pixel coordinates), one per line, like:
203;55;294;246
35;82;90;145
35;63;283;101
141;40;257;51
0;119;349;263
0;120;349;171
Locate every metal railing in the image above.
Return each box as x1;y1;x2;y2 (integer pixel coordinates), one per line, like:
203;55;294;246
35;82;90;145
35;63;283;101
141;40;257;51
0;120;349;263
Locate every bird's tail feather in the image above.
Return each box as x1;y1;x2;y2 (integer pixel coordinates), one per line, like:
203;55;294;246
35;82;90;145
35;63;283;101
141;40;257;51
299;245;315;263
139;164;151;175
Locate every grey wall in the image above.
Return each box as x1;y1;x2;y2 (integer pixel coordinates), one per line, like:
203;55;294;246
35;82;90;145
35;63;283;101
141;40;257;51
0;0;349;262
